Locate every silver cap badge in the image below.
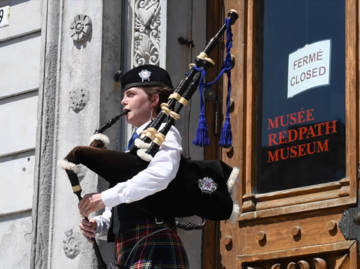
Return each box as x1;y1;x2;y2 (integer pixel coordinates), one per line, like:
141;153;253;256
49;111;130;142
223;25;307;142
138;69;151;82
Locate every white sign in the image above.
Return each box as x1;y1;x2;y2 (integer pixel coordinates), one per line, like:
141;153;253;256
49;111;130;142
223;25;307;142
0;5;10;28
287;39;331;98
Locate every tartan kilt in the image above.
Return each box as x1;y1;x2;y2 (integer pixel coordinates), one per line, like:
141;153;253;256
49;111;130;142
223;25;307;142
116;219;189;269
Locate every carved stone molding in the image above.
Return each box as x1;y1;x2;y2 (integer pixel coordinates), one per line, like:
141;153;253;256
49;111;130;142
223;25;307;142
62;229;82;259
70;14;92;41
133;0;161;66
69;88;89;113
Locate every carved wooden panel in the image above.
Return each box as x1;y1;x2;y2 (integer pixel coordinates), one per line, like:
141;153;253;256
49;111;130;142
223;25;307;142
243;253;349;269
243;212;344;254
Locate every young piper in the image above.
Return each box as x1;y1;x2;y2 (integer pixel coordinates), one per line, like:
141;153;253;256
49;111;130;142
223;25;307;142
78;64;189;268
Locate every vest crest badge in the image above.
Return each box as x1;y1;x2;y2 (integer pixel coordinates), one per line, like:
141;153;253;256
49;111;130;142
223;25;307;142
198;177;218;194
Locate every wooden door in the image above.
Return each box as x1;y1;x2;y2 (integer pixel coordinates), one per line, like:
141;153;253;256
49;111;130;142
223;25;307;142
204;0;359;268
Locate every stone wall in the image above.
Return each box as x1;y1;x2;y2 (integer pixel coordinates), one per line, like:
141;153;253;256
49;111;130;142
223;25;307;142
0;1;42;268
19;0;206;268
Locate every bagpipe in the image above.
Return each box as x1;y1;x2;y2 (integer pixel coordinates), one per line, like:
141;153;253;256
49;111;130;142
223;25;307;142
59;7;239;236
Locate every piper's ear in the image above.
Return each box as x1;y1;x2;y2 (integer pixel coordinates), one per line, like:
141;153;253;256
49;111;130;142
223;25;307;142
150;94;159;107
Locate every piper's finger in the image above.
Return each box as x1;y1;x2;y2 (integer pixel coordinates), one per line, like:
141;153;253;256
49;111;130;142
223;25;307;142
80;203;89;217
84;204;96;217
82;229;95;239
79;224;95;241
80;218;91;227
80;220;94;233
78;193;91;211
78;203;85;216
78;197;86;210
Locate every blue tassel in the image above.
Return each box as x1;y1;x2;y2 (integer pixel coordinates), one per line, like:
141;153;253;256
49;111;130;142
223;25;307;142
192;66;210;147
219;18;234;148
193;112;210;147
219;116;232;148
192;17;234;148
219;69;233;148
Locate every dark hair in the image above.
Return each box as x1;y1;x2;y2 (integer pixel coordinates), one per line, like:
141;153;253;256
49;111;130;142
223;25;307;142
143;86;174;114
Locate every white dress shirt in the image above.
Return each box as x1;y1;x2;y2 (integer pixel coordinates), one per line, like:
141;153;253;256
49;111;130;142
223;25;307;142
93;121;182;239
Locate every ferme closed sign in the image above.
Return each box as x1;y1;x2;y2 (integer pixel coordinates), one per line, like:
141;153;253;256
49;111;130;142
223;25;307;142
287;39;331;98
0;5;10;28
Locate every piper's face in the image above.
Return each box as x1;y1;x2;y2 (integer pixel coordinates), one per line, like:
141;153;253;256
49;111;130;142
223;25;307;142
121;87;154;127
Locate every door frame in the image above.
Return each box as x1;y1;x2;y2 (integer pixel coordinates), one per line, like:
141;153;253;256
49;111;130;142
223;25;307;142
239;0;358;221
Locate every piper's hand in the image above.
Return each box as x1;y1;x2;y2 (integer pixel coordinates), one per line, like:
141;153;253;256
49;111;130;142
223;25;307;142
79;218;97;244
78;193;105;217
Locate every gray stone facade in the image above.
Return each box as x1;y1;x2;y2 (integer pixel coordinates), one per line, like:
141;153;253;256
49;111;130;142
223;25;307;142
0;0;206;268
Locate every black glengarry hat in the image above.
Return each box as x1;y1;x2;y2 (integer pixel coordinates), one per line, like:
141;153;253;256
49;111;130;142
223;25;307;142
120;64;173;92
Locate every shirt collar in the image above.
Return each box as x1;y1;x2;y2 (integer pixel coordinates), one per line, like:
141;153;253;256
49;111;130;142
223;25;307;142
136;121;151;135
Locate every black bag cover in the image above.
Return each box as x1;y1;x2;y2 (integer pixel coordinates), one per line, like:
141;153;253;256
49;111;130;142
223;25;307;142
62;146;235;221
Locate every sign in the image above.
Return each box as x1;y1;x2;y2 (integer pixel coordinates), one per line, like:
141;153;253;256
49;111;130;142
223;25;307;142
266;108;337;163
0;5;10;28
287;40;331;98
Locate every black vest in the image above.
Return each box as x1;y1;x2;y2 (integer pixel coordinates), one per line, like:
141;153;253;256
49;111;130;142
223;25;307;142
107;198;177;242
107;202;149;242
